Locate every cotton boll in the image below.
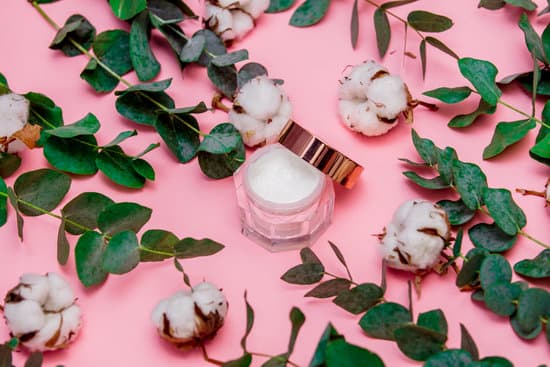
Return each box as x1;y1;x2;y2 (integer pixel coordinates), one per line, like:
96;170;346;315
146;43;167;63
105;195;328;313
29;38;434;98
58;305;81;346
228;110;266;146
14;274;49;305
241;0;270;18
216;0;242;7
339;100;396;136
3;301;45;335
43;272;75;312
164;295;196;339
23;313;62;352
263;113;291;144
192;282;228;317
380;200;451;272
205;4;234;40
231;10;254;39
0;93;29;138
339;61;387;100
366;75;409;120
237;76;283;120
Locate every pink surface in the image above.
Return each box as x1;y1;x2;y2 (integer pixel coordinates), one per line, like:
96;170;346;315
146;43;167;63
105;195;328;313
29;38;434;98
1;0;549;365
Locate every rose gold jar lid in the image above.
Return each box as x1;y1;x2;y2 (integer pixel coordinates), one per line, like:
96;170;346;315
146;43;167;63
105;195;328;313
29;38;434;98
277;120;364;189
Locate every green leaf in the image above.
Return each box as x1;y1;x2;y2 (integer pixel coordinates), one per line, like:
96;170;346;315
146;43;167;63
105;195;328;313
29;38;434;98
130;11;161;81
0;345;12;367
174;238;224;259
411;129;440;165
287;307;305;355
50;14;96;57
300;247;322;264
479;254;512;289
448;98;497;128
109;0;147;20
97;202;152;235
417;309;448;336
453;228;464;258
514;249;550;278
25;92;63;129
75;231;108;287
200;123;242;154
80;59;119;93
351;0;359;49
139;229;178;261
425;36;459;59
359;302;412;341
0;178;7;227
196;29;227;67
516;287;550;335
510;313;542;339
148;0;186;25
423;87;471;103
478;0;506;9
380;0;419;10
394;325;446;361
7;188;24;240
44;135;98;175
407;11;453;32
23;352;43;367
241;292;254;351
437;199;476;226
309;324;344;367
115;82;175;126
482;188;526;235
469;223;517;253
374;9;391;58
424;350;473;367
530;134;550;165
304;279;351;298
483;119;536;159
460;324;479;361
328;241;352;279
420;39;427;79
132;159;155;180
103;130;137;147
207;64;238;99
458;58;501;106
102;230;140;274
96;146;146;188
289;0;331;27
45;113;100;138
237;63;268;89
57;220;70;265
519;13;548;64
543;22;550;61
333;283;383;314
477;357;514;367
179;33;205;63
212;50;249;67
0;153;21;178
403;172;450;189
505;0;537;10
483;282;522;316
62;192;114;235
456;248;489;288
261;355;287;367
266;0;296;12
281;263;325;284
86;29;132;85
198;133;245;179
452;160;487;210
222;354;252;367
163;103;208;115
155;111;200;163
324;339;385;367
14;169;71;216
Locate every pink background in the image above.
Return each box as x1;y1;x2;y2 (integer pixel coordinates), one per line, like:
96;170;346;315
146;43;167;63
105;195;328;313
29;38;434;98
1;0;549;365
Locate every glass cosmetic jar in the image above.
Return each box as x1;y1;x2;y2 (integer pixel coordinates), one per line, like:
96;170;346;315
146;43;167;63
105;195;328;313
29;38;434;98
233;121;363;252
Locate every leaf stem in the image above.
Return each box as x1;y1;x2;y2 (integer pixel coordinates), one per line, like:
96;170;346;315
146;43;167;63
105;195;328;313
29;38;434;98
249;352;300;367
324;271;360;286
364;0;425;41
138;245;174;257
199;342;224;366
497;98;550;129
518;230;550;250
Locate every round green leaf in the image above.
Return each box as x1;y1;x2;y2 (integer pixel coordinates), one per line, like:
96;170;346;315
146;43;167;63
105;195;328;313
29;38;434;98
45;113;100;138
155;112;200;163
75;231;108;287
24;92;63;129
44;135;99;175
456;248;489;288
451;160;488;210
266;0;295;12
139;229;178;262
483;119;536;159
510;313;542;340
333;283;384;315
14;169;71;217
109;0;147;20
324;339;385;367
482;188;527;235
304;278;351;298
407;11;453;32
514;249;550;279
479;254;512;289
0;152;21;178
458;58;502;106
424;349;473;367
289;0;331;27
484;282;522;316
102;230;140;274
207;64;238;99
516;287;550;335
403;172;450;189
148;0;185;25
475;356;514;367
96;146;145;188
237;62;268;89
411;129;441;165
281;263;325;285
359;302;412;341
394;325;447;361
198;130;245;179
130;11;160;81
97;202;152;235
436;199;476;226
196;29;227;67
132;159;155;181
61;192;114;235
468;223;517;253
417;309;448;336
179;33;206;63
116;90;174;126
199;123;242;154
49;14;96;57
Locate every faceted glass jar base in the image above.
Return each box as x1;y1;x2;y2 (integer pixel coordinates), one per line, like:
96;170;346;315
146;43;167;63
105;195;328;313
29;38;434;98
233;144;335;252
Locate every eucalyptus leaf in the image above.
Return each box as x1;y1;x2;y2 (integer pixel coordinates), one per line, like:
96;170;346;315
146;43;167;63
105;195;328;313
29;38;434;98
300;247;322;264
477;357;514;367
380;0;419;10
324;339;385;367
179;33;206;63
482;188;526;235
479;254;512;289
198;134;245;179
510;313;542;339
351;0;359;49
423;87;471;103
212;49;249;67
484;282;522;316
130;11;161;81
24;92;63;129
411;129;440;166
407;11;453;32
23;352;43;367
157;23;187;62
174;238;224;259
80;59;119;93
200;123;242;154
516;287;550;335
132;159;155;180
222;354;252;367
44;134;98;175
148;0;185;25
50;14;96;57
460;324;479;361
7;188;24;240
0;178;7;227
448;98;496;128
155;111;200;163
456;248;489;288
359;302;412;341
14;169;71;217
403;172;450;189
241;292;254;351
425;36;459;59
139;229;178;261
287;307;305;355
207;64;238;99
266;0;296;12
109;0;147;20
289;0;331;27
45;113;100;138
514;250;550;278
530;134;550;165
458;58;501;106
374;9;391;58
469;223;517;253
103;130;137;148
196;29;227;66
309;324;344;367
394;325;446;361
0;153;21;178
97;202;152;235
453;228;464;258
518;13;548;64
281;263;325;285
333;283;383;314
420;39;427;78
304;278;351;298
417;309;448;336
452;160;487;210
57;220;70;265
115;80;175;125
238;63;268;89
436;199;476;226
102;230;140;274
62;192;114;235
163;103;208;115
75;231;108;287
424;349;473;367
505;0;537;10
96;145;146;188
483;119;536;159
478;0;506;9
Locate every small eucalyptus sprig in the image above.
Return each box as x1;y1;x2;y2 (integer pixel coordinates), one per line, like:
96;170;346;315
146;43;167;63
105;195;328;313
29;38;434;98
31;1;249;179
0;340;43;367
0;170;224;288
266;0;458;77
423;15;550;165
477;0;542;14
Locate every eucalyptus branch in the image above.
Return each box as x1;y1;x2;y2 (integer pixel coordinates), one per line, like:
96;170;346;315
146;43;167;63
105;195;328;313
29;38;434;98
249;352;300;367
364;0;425;40
324;271;360;286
